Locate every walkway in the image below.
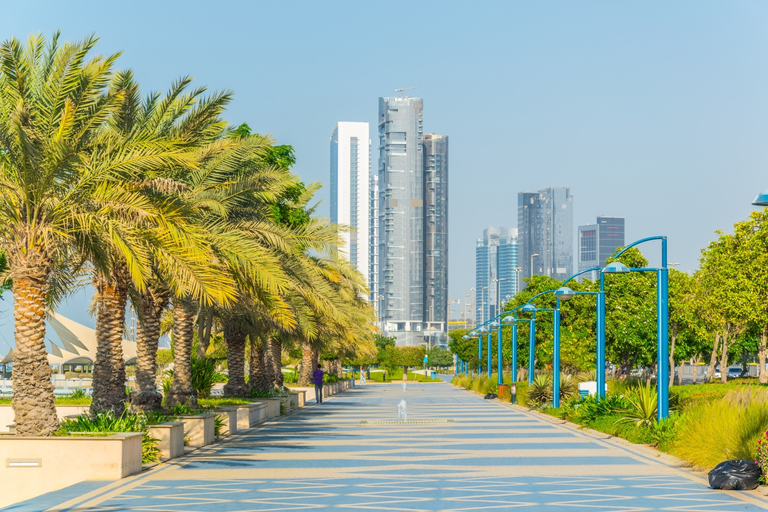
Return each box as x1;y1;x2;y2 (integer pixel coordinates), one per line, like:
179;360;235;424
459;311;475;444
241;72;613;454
8;381;768;511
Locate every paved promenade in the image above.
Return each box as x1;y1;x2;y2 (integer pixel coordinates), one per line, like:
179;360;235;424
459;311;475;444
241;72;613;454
9;381;768;511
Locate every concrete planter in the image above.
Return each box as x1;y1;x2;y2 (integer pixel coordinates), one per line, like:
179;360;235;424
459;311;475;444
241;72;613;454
215;407;238;436
291;390;305;407
279;396;291;413
0;432;142;508
0;404;90;433
148;422;184;460
235;402;268;428
254;399;281;418
177;414;215;447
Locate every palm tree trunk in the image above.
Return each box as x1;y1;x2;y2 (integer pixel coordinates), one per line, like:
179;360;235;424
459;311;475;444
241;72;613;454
269;337;283;389
299;341;314;386
223;323;248;397
130;287;168;412
11;260;58;435
249;334;271;393
91;268;129;416
165;298;197;408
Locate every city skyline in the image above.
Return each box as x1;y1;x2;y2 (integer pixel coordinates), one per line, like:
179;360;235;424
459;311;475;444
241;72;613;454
0;2;765;346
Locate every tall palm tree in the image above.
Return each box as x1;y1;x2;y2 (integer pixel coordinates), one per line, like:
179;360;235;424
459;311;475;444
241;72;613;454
0;33;190;434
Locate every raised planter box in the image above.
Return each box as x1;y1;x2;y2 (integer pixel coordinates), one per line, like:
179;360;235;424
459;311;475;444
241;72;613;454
234;402;268;428
279;396;291;413
148;422;184;460
0;433;142;508
177;414;215;447
0;404;90;433
215;407;238;436
291;390;305;407
254;399;281;418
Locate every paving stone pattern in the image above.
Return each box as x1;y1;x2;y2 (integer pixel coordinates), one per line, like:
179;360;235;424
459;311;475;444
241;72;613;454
10;381;768;511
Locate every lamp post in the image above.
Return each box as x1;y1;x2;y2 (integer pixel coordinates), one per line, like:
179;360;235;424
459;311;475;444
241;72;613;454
514;267;522;296
530;253;540;279
493;277;509;319
519;303;537;384
520;290;561;404
601;236;669;420
462;331;481;377
554;266;604;404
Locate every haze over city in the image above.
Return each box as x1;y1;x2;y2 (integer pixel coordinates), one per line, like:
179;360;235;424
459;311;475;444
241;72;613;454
0;1;766;345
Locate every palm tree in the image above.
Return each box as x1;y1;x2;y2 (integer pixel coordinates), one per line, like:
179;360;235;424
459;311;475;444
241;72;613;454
0;33;197;434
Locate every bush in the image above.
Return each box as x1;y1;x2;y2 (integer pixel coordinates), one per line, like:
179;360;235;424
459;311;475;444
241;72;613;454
58;411;172;464
616;384;657;428
671;386;768;470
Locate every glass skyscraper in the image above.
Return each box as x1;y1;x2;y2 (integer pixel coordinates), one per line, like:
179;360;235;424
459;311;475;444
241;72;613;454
330;122;371;286
375;96;448;348
423;134;448;343
518;187;573;283
578;216;625;280
475;227;518;325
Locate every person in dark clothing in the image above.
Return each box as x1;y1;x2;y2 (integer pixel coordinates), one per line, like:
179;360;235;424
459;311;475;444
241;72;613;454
313;364;324;404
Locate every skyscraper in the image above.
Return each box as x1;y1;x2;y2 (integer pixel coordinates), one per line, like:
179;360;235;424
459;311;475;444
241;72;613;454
375;95;448;348
423;134;448;339
330;122;371;284
518;187;573;282
475;227;518;325
578;216;625;279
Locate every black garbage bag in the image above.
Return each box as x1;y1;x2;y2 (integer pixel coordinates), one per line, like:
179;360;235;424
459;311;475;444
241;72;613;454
708;460;761;490
484;393;498;399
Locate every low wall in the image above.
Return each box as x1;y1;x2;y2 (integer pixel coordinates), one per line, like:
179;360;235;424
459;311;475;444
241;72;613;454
0;433;142;508
148;422;184;460
0;404;90;432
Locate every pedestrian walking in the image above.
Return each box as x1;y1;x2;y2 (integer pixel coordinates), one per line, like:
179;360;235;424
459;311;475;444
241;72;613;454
313;364;324;404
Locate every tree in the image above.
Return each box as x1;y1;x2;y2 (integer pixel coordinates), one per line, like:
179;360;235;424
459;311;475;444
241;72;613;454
0;33;193;434
426;347;453;367
698;231;750;383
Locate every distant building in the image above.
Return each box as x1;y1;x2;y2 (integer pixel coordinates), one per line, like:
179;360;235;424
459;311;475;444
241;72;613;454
330;122;371;285
518;187;573;283
475;227;518;325
423;134;449;341
578;216;625;280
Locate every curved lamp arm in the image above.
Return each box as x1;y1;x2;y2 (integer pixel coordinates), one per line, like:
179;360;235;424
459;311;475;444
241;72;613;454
562;267;602;286
611;236;667;268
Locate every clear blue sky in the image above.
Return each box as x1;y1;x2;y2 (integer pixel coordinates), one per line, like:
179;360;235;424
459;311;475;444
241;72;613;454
0;1;766;349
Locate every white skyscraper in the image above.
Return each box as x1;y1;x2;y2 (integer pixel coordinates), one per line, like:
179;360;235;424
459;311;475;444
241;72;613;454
330;122;371;285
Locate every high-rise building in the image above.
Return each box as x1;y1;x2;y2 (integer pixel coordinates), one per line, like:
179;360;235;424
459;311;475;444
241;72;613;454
518;187;573;283
375;95;448;348
423;134;448;339
330;122;371;284
475;227;518;325
578;216;625;280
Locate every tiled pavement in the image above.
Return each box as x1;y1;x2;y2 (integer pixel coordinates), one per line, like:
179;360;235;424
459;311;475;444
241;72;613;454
8;381;768;511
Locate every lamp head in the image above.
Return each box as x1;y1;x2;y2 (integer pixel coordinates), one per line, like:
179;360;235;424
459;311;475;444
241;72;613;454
461;335;469;340
521;303;536;313
478;326;489;333
603;261;630;273
489;321;500;327
554;286;576;301
754;189;768;206
502;316;515;324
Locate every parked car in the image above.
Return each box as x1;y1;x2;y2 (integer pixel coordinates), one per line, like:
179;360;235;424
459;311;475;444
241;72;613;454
727;366;744;379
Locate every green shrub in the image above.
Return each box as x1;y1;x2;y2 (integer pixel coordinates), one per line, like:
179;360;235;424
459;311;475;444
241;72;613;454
527;375;552;408
69;388;89;399
58;411;171;464
617;384;658;428
671;386;768;469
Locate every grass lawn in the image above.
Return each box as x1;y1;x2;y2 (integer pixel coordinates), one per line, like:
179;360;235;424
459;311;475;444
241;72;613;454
0;397;92;406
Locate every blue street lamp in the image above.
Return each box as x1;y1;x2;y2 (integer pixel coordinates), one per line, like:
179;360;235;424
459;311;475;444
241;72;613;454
521;292;562;405
555;266;604;402
519;303;538;384
461;331;483;376
489;320;501;382
477;326;489;376
602;236;669;421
